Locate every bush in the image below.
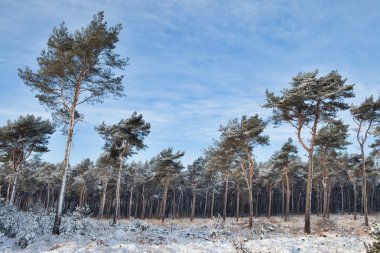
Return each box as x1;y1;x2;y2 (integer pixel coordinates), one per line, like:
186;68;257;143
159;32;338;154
60;205;93;237
0;202;53;249
365;223;380;253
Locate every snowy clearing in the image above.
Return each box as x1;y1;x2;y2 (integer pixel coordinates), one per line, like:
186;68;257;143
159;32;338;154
0;205;377;253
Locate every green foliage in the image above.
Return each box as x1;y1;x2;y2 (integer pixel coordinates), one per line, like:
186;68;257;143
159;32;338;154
0;115;55;165
187;156;207;185
315;119;350;150
351;96;380;123
219;114;269;151
18;11;127;121
96;112;151;158
264;70;354;129
153;148;184;182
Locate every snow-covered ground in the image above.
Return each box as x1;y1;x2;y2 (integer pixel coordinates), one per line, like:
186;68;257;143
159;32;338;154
0;207;377;253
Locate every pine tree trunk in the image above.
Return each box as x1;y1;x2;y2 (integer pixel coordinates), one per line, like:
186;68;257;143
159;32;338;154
9;169;19;206
210;183;215;218
304;149;314;234
204;183;208;218
347;186;351;215
172;187;176;220
360;146;369;226
267;183;272;218
285;174;290;221
282;178;285;219
255;190;259;217
98;178;108;219
223;176;229;222
353;183;357;220
327;179;331;219
52;105;76;235
161;180;170;223
316;183;320;217
134;191;139;217
297;193;302;214
190;184;196;222
341;184;344;215
291;183;294;216
46;185;50;210
248;184;254;227
113;153;125;225
177;188;182;218
236;182;240;222
6;183;11;205
323;174;328;220
371;185;375;214
141;184;146;219
128;185;134;219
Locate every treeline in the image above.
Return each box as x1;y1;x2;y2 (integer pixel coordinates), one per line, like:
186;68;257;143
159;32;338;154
0;146;379;223
0;11;379;236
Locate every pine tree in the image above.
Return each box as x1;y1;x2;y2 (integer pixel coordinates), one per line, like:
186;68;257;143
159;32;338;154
219;115;269;228
0;115;54;206
351;95;380;226
272;138;299;221
152;148;184;222
187;157;206;222
314;119;350;220
264;70;354;233
18;11;127;234
96;112;150;224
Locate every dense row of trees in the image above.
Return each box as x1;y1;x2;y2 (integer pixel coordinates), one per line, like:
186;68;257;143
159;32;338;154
0;12;379;236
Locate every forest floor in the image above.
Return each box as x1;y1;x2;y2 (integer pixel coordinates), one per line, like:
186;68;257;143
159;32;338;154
0;213;377;253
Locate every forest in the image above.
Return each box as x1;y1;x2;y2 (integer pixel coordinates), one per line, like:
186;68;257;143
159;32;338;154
0;11;380;253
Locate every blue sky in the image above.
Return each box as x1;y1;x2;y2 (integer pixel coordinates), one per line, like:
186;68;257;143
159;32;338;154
0;0;379;166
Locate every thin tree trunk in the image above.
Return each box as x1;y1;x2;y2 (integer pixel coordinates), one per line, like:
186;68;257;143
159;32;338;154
267;183;272;218
327;179;331;219
172;187;176;220
210;183;215;218
223;176;229;222
161;180;170;222
255;190;259;217
46;185;50;210
285;174;290;221
6;183;11;205
98;178;108;219
9;168;19;206
323;174;328;220
128;184;135;219
291;182;294;216
353;183;357;220
360;146;369;225
371;185;375;214
190;184;196;222
341;184;344;215
236;182;240;222
113;153;124;225
204;183;208;218
348;186;351;215
141;184;146;219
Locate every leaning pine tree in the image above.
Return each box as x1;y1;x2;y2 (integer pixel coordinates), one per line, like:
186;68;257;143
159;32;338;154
219;115;269;228
18;11;127;234
264;70;354;234
350;95;380;226
96;112;150;225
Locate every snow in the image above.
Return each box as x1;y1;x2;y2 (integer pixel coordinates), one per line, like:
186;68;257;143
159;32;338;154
0;204;377;253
